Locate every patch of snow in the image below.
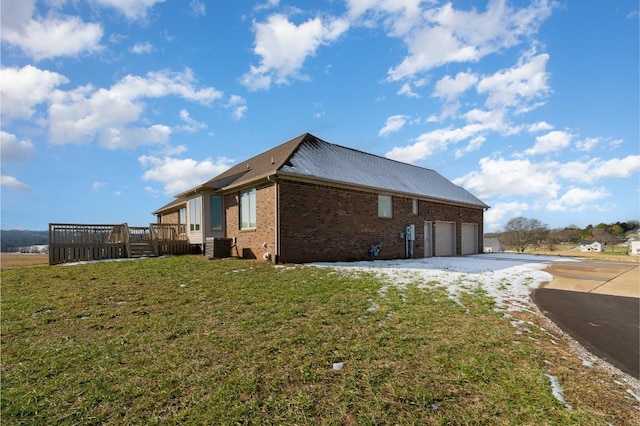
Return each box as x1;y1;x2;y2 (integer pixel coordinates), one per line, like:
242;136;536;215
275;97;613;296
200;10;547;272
310;253;572;312
61;256;167;266
581;358;594;367
309;253;640;399
367;301;380;312
545;374;573;411
626;388;640;403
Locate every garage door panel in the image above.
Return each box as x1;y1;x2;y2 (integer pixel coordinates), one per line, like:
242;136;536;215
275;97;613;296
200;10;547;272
461;223;478;255
435;221;455;256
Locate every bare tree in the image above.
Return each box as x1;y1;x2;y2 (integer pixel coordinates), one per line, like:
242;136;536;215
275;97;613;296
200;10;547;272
592;228;616;252
544;228;571;252
503;217;549;253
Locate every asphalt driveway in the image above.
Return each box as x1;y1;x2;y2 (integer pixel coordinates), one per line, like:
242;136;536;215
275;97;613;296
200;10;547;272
532;260;639;379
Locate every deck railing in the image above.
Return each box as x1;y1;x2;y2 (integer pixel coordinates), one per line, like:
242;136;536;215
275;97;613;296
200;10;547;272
49;223;127;265
150;224;189;256
150;224;187;241
48;223;191;265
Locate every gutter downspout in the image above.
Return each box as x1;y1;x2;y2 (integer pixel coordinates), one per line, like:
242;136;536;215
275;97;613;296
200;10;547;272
268;175;279;264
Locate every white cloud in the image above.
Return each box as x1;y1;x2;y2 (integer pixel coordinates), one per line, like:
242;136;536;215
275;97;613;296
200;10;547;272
0;65;68;120
241;13;349;90
558;156;640;183
130;41;154;54
1;131;35;163
92;181;107;192
477;52;550;111
92;0;166;21
527;121;553;133
254;0;280;12
455;136;486;159
525;130;574;155
608;139;623;150
48;69;223;147
483;201;530;231
379;115;408;136
0;0;166;60
433;71;478;103
109;69;222;104
347;0;424;37
139;155;235;195
98;124;172;149
386;124;484;163
385;0;554;81
226;95;248;120
0;0;35;32
177;109;207;133
454;152;640;220
0;0;103;61
546;187;610;212
1;175;30;192
454;156;561;201
190;0;206;16
397;82;420;98
386;109;507;163
575;137;600;152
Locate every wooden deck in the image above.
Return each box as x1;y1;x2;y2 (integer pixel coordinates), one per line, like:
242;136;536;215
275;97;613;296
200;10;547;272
48;223;191;265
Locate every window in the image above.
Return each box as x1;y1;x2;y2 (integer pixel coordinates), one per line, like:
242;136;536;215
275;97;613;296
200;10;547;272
413;199;419;215
211;196;223;231
179;208;186;234
378;195;392;218
240;189;256;229
188;197;201;231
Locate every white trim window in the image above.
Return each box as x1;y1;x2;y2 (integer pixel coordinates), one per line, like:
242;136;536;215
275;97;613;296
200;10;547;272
240;189;256;229
378;195;392;218
189;197;201;231
179;208;186;234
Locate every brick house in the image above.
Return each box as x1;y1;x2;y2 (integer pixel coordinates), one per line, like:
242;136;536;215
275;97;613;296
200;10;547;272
152;133;489;263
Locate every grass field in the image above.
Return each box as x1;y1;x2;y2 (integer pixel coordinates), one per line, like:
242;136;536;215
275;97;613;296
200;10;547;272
529;248;640;263
2;255;638;424
0;253;48;271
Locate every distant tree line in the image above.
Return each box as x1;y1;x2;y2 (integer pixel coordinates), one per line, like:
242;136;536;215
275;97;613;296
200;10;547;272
1;230;48;252
485;218;639;253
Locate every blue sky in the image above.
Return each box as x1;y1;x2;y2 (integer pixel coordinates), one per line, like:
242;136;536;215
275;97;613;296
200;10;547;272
1;0;638;232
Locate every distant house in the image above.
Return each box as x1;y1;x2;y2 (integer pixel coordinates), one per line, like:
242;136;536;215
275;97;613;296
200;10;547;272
578;240;604;252
630;241;640;256
483;238;503;253
153;133;489;263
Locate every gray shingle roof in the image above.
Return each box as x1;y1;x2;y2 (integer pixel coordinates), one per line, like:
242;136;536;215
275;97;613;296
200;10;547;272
164;133;488;210
280;134;488;208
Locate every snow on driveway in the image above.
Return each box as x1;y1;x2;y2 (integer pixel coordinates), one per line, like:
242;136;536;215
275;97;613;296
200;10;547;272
311;253;578;312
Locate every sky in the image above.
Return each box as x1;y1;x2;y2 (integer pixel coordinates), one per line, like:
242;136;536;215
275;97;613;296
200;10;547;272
1;0;639;232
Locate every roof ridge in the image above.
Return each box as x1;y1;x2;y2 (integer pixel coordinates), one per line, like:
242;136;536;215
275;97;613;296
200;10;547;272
273;132;317;170
302;135;440;173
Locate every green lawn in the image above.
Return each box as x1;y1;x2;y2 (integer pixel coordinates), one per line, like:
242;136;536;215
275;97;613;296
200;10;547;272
2;256;637;424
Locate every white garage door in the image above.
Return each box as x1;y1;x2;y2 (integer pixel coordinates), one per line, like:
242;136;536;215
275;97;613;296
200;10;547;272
435;221;455;256
461;223;478;255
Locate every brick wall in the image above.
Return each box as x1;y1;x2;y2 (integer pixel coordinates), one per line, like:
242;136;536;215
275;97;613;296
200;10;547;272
222;179;484;263
277;180;484;263
224;184;277;261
